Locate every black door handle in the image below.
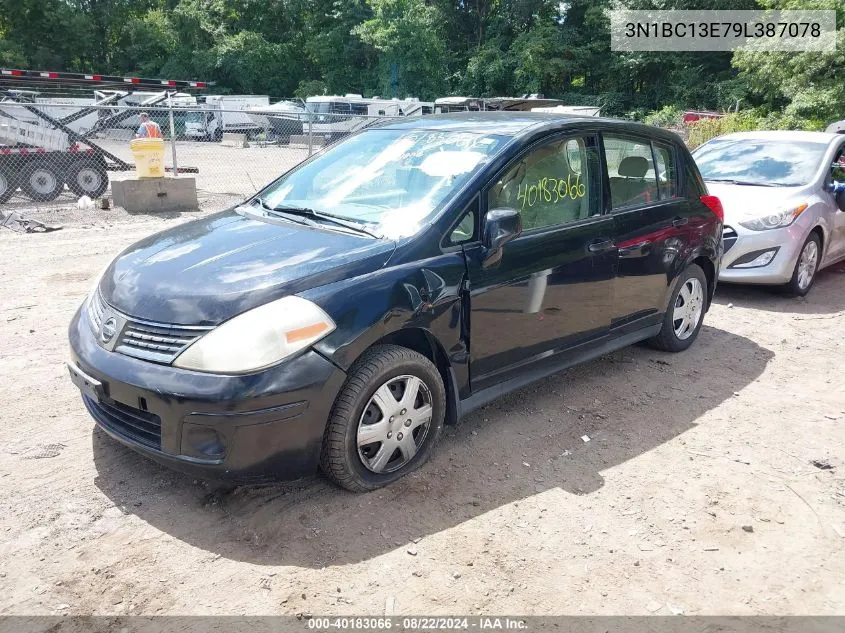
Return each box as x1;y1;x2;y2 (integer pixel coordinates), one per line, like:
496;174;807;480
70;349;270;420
672;216;689;227
587;238;614;254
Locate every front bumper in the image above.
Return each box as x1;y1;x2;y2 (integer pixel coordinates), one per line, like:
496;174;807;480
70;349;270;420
68;303;347;484
719;223;806;285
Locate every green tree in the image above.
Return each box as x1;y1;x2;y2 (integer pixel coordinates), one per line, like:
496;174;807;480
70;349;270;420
733;0;845;126
354;0;449;99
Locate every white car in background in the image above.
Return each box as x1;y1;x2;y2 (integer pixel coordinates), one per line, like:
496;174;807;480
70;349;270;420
693;131;845;295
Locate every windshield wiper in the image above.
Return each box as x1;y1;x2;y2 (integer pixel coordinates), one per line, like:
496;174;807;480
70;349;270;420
704;178;781;187
250;197;313;227
270;205;382;239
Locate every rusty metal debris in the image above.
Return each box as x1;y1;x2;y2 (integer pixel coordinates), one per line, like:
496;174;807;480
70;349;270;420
0;210;62;233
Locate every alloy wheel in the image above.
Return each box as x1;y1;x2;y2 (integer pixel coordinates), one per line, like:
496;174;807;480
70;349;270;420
672;277;704;341
357;374;433;474
797;240;818;291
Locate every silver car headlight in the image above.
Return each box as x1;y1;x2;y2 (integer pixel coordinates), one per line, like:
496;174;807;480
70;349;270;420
173;296;336;374
738;203;808;231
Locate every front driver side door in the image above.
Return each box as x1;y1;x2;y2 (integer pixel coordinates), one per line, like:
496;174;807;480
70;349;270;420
463;132;616;392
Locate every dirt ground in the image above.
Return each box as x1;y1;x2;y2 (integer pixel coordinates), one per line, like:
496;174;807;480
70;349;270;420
1;206;844;617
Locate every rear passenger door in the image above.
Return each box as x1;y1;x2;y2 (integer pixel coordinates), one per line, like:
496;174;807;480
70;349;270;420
603;134;701;332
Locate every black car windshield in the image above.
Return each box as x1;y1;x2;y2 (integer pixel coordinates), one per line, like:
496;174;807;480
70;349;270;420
693;138;828;187
260;128;507;238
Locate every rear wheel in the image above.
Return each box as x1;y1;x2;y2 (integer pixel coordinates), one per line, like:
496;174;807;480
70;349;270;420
65;160;108;198
0;167;16;203
320;344;445;492
783;233;821;297
647;264;707;352
21;161;63;202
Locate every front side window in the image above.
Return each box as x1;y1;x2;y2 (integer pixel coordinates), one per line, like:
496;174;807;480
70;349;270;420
487;135;600;231
261;129;507;238
604;135;660;210
831;144;845;182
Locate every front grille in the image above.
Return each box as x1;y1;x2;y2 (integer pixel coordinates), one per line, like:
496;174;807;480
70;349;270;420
84;394;162;450
116;321;209;364
88;291;212;364
723;226;738;253
89;289;105;331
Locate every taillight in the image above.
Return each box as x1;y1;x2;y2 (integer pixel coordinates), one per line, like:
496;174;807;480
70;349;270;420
700;195;724;223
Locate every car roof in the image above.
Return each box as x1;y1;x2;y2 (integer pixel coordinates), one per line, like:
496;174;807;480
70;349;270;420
377;112;682;143
706;130;841;145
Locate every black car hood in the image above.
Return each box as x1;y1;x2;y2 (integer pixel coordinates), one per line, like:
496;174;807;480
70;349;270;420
99;209;395;325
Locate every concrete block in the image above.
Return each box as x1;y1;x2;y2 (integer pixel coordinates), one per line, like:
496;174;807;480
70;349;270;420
290;134;326;147
222;133;249;148
111;177;199;213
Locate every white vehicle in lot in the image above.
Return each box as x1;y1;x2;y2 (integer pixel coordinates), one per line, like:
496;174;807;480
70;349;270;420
693;131;845;296
305;95;433;142
183;95;270;141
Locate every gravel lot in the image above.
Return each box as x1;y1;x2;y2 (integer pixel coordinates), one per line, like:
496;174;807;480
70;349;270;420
1;207;844;616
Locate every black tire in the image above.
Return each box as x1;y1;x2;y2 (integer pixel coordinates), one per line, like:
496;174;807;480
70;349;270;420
21;161;63;202
647;263;708;353
320;344;446;492
65;160;108;198
213;128;223;142
0;167;16;203
782;233;821;297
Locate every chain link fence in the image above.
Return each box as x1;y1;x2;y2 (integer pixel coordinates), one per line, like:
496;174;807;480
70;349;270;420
0;100;398;215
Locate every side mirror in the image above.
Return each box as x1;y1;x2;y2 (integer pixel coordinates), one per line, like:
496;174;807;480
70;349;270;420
837;190;845;213
482;207;522;268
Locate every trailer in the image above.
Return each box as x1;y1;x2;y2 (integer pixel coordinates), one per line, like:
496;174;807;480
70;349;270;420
0;69;207;203
183;95;270;141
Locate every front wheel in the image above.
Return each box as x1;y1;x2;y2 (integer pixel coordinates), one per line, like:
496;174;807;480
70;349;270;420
320;345;446;492
783;233;820;297
647;264;708;353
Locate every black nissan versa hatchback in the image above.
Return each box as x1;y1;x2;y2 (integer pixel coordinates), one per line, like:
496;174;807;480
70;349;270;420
68;113;723;491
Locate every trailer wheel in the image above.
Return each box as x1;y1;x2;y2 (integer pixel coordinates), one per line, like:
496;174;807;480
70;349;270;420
21;161;63;202
0;168;17;203
66;160;108;198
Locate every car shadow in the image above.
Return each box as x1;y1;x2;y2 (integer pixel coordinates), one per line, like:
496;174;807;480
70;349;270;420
92;324;773;568
713;267;845;314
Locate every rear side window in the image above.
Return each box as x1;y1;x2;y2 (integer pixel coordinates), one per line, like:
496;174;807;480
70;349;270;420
603;135;660;210
653;143;678;200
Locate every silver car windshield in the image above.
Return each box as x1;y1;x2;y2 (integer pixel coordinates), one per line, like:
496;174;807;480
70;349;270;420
260;129;507;238
694;139;828;187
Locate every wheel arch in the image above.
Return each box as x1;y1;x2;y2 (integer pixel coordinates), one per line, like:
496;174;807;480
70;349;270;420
692;255;716;310
662;244;719;315
357;327;459;426
810;224;825;257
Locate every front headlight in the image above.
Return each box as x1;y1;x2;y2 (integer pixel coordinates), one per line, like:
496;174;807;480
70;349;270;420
173;296;335;373
738;203;808;231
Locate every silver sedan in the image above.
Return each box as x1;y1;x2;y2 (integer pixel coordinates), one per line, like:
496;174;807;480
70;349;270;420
693;131;845;295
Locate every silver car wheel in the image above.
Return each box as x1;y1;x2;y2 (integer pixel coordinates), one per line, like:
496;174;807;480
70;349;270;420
357;374;433;474
796;240;818;291
673;277;704;341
